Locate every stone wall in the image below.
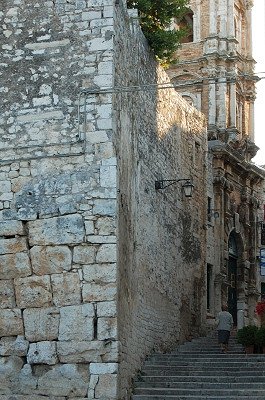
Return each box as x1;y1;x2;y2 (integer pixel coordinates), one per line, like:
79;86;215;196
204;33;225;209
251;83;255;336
113;5;208;398
0;0;118;399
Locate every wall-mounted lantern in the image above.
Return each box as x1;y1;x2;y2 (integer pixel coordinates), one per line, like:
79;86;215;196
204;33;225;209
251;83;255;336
155;178;194;198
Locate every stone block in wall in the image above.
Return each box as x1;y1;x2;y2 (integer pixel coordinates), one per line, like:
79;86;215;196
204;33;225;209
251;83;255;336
57;339;118;363
58;304;94;341
24;307;59;342
0;237;27;255
0;220;24;236
27;341;58;365
51;272;81;306
82;282;116;302
93;199;116;216
30;246;72;275
0;336;29;356
15;364;37;395
96;243;116;263
28;215;85;245
89;362;118;375
0;280;15;309
0;356;24;393
0;309;23;337
14;275;52;308
95;374;117;399
97;300;117;317
37;364;89;397
97;317;117;340
100;165;116;188
0;252;31;280
96;216;116;235
73;245;96;264
83;263;116;283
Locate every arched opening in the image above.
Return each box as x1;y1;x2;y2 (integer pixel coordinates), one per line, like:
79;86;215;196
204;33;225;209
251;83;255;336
175;10;194;43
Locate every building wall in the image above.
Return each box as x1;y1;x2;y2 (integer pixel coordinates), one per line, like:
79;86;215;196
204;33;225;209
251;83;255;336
114;5;208;398
0;0;119;398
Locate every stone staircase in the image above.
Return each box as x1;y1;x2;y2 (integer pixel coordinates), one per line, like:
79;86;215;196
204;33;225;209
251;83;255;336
132;331;265;399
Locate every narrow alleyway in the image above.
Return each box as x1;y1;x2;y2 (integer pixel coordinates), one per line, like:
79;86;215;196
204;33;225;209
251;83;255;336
132;331;265;399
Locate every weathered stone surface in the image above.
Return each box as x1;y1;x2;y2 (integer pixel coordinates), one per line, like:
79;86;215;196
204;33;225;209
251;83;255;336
82;282;116;302
83;263;116;283
96;244;116;263
37;364;89;397
57;340;118;364
0;280;15;309
28;215;85;245
0;396;64;400
24;307;60;342
89;362;118;375
58;304;94;341
27;341;58;365
16;364;37;394
0;336;29;356
0;309;23;337
0;252;31;279
73;245;96;264
96;216;116;235
97;317;117;340
51;272;81;306
0;238;27;255
30;246;72;275
95;373;117;399
97;301;117;317
14;275;52;308
93;199;116;216
0;220;24;236
0;356;24;393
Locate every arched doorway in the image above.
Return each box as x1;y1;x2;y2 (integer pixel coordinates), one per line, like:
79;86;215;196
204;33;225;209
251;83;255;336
228;233;238;325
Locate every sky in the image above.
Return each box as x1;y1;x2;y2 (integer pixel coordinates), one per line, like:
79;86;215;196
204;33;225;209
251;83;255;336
252;0;265;166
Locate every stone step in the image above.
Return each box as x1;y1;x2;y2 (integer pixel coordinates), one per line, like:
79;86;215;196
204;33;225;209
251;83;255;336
141;368;265;376
133;388;265;396
132;396;265;400
139;375;265;383
135;381;263;389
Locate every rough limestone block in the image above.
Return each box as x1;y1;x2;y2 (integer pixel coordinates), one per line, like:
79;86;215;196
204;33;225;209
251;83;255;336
100;165;116;188
16;364;37;395
97;317;117;340
37;364;89;397
73;245;96;264
51;272;81;306
89;362;118;375
0;309;23;337
0;336;29;356
59;304;94;341
0;280;15;309
14;275;52;308
96;243;117;263
27;341;58;365
0;237;28;255
30;246;72;275
97;301;117;317
95;374;117;399
24;307;60;342
0;252;32;279
82;282;116;302
0;396;65;400
93;199;116;216
0;356;24;393
28;215;85;245
57;340;118;363
83;263;116;283
96;216;116;235
0;220;24;236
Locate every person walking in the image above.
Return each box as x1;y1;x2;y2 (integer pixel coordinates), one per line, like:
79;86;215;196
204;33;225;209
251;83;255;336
216;304;234;353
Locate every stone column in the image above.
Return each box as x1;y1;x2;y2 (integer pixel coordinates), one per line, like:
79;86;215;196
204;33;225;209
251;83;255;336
216;79;227;129
229;82;236;127
209;0;217;35
208;80;216;125
248;101;255;141
193;0;201;42
227;0;235;37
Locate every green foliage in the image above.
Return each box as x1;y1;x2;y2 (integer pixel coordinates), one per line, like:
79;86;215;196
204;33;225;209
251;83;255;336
255;326;265;347
127;0;190;65
236;325;258;347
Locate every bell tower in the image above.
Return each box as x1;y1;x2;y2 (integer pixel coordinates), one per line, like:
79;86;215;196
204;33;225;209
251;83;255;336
168;0;258;157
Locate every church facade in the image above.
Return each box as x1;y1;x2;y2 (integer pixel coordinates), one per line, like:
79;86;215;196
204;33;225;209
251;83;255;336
168;0;265;326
